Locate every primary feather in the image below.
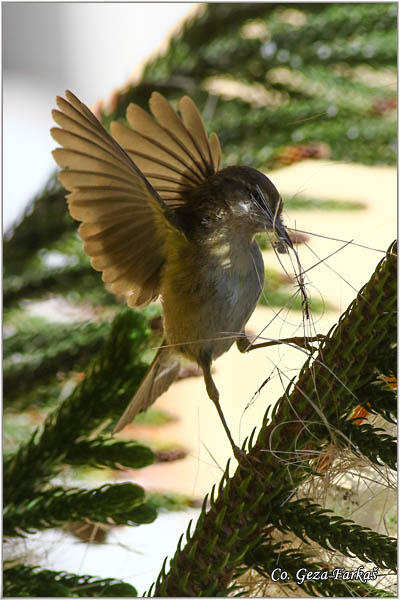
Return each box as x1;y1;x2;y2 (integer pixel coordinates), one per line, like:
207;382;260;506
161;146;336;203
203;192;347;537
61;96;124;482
111;92;221;205
51;90;221;307
51;90;225;428
51;90;182;306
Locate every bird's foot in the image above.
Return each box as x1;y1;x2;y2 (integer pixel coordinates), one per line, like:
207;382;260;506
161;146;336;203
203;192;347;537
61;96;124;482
232;445;265;478
233;445;248;463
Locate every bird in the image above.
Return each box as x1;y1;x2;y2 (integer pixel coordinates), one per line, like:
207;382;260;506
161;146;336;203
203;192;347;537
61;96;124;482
51;89;295;460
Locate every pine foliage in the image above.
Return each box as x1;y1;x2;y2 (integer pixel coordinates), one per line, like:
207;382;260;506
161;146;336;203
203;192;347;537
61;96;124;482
268;498;396;569
4;311;157;596
5;4;396;274
4;3;396;597
3;565;137;598
245;543;394;598
4;310;153;502
4;483;156;537
149;241;397;598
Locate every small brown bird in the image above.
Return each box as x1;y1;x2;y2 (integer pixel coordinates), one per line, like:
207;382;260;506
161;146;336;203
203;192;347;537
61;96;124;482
51;90;294;459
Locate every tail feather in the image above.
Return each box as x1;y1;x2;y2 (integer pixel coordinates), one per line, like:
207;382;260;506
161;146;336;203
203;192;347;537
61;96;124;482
113;348;180;433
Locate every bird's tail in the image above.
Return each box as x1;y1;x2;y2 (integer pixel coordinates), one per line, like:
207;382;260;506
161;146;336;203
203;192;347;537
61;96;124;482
113;347;180;434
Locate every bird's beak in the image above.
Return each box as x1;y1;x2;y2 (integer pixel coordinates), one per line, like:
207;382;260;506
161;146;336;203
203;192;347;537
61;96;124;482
274;221;293;254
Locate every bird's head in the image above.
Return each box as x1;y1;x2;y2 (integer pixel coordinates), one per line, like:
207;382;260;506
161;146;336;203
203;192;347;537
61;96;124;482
209;166;293;253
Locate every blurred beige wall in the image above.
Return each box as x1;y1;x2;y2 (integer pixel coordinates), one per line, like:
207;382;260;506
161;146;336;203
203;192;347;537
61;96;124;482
3;3;196;229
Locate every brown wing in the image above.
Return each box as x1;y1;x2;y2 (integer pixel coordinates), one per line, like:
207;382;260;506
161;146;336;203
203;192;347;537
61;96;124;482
51;90;184;307
110;92;222;207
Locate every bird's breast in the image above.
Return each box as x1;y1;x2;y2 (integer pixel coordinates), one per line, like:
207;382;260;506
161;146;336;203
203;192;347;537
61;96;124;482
161;235;264;362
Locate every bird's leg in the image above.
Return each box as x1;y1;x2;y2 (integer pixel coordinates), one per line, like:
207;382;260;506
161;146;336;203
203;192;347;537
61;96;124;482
237;332;325;353
200;359;246;463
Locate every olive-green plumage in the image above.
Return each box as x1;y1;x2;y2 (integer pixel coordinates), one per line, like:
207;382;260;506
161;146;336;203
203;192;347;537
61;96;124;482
51;90;292;455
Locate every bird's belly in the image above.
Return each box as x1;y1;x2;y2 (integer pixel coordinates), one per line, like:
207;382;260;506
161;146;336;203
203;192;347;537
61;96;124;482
161;244;264;363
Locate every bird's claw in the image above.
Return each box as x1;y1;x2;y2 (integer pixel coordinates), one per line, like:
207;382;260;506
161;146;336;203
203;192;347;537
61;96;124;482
233;445;248;463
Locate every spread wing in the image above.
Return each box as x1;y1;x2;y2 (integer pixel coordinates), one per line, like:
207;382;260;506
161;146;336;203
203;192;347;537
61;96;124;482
110;92;222;206
51;90;184;307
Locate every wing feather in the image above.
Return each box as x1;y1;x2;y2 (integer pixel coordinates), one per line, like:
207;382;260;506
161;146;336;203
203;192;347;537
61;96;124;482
52;90;223;305
179;96;213;168
126;103;196;165
149;93;207;176
209;132;222;172
110;121;202;187
111;92;223;205
51;90;183;307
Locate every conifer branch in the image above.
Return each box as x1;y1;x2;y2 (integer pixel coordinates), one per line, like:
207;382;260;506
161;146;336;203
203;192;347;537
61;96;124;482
4;4;396;279
4;319;108;359
3;5;396;595
370;341;396;379
149;241;396;596
3;564;138;597
4;263;114;308
4;309;151;504
357;385;397;424
4;483;156;537
137;4;395;103
337;421;397;470
268;498;397;570
245;543;395;597
65;438;154;471
4;177;74;276
4;320;112;407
